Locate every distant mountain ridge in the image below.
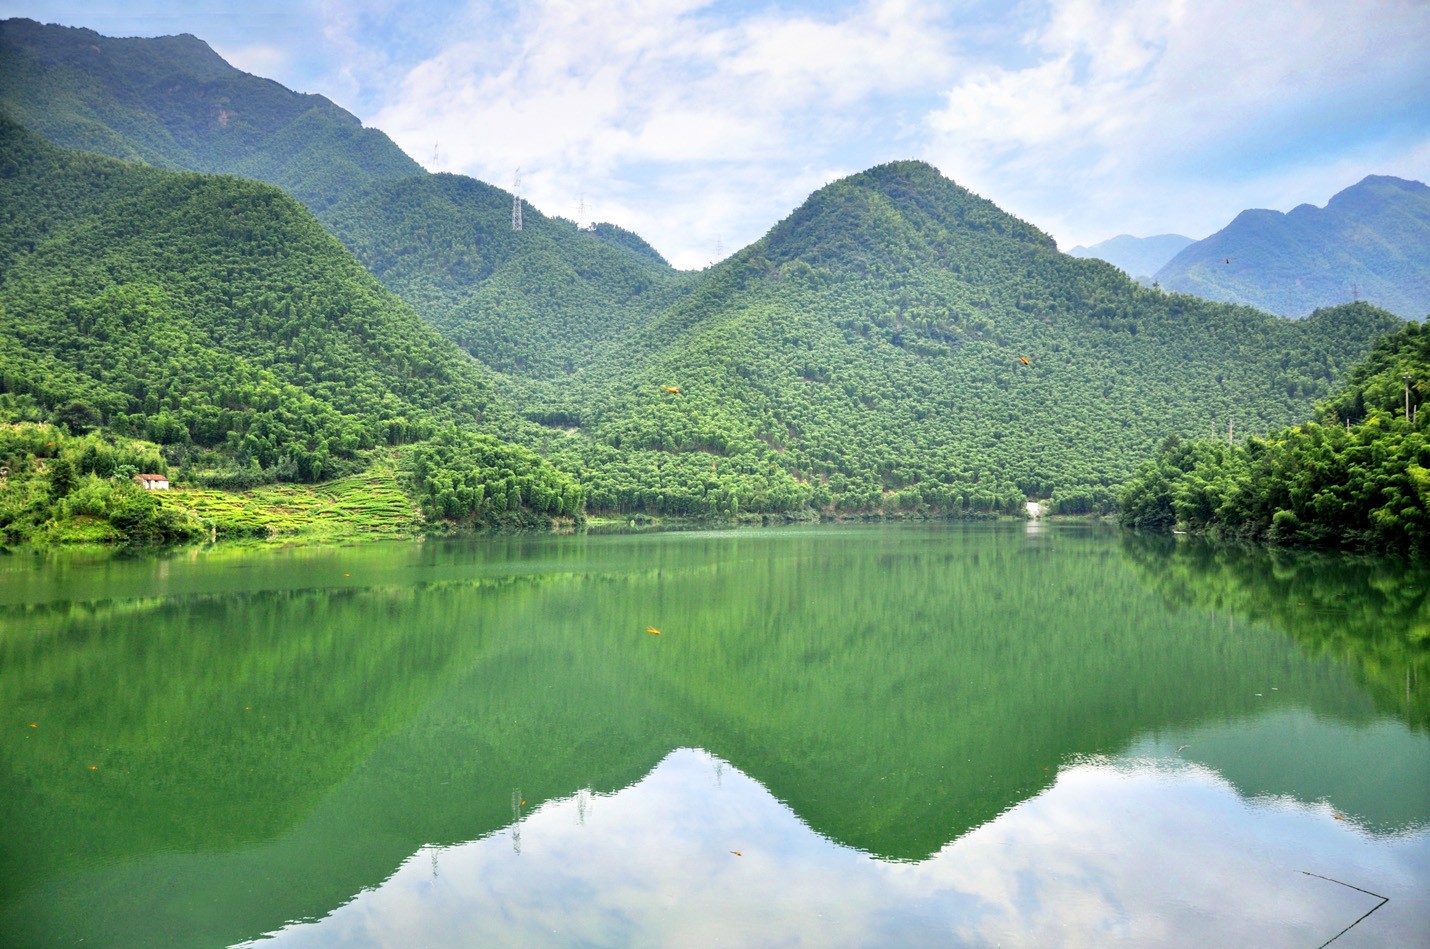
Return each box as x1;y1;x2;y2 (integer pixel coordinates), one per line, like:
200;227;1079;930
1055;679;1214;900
1154;175;1430;319
1067;233;1195;279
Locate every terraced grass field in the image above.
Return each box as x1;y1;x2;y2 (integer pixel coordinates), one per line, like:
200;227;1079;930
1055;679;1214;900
164;463;423;542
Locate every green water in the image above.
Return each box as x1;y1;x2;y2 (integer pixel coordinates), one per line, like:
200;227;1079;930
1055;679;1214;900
1;522;1426;947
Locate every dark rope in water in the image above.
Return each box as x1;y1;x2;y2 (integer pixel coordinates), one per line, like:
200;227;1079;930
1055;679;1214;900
1301;870;1389;949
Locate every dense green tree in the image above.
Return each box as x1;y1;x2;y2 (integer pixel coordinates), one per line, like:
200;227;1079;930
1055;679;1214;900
45;455;75;500
1119;320;1428;552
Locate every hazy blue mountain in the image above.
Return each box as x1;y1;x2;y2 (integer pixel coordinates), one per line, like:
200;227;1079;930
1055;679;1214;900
1154;176;1430;319
1066;233;1194;279
0;17;423;210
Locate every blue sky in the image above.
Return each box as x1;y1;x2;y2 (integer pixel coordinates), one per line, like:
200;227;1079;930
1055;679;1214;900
8;0;1428;268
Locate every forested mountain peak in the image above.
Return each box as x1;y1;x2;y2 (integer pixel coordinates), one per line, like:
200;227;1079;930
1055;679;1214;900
320;170;694;381
0;17;423;210
0;18;690;385
756;159;1056;275
0;19;1415;531
1;18;230;80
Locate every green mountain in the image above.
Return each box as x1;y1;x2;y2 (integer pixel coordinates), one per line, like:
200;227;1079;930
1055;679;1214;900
1154;175;1430;320
0;117;583;541
321;173;695;383
1067;233;1194;280
0;17;423;210
0;19;1409;527
3;527;1422;945
538;162;1404;515
0;17;694;391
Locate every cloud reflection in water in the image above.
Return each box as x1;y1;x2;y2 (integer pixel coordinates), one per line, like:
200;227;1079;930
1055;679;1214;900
247;748;1429;948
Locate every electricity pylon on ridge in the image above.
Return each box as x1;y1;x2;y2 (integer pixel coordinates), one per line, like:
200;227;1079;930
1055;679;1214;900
512;168;523;232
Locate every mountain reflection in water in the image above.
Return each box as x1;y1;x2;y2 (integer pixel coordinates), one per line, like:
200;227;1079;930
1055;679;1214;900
0;523;1425;947
245;748;1427;948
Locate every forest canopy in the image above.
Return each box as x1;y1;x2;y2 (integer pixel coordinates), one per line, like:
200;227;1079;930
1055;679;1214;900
1119;318;1427;552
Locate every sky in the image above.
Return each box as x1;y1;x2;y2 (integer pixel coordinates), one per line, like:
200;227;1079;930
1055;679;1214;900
7;0;1429;269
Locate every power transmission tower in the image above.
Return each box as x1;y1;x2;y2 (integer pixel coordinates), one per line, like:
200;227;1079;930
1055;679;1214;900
512;168;523;232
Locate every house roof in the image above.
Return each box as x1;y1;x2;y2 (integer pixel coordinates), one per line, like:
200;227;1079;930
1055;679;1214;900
134;473;168;481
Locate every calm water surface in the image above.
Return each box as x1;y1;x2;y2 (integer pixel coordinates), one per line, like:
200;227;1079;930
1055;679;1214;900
1;522;1426;947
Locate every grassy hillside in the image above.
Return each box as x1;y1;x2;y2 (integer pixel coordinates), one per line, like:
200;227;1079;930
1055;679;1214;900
0;118;582;542
1155;175;1430;320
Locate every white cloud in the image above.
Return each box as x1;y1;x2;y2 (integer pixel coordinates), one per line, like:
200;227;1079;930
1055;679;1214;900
244;748;1430;948
371;0;960;267
922;0;1430;248
7;0;1425;262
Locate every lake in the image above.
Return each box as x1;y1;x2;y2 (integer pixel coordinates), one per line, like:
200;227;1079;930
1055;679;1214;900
1;522;1426;947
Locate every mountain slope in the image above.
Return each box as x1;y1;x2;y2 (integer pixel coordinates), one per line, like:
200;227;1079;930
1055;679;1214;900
322;173;696;383
0;17;693;389
0;117;582;539
0;17;422;210
541;162;1405;514
1067;233;1194;280
1155;175;1430;319
0;20;1409;523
